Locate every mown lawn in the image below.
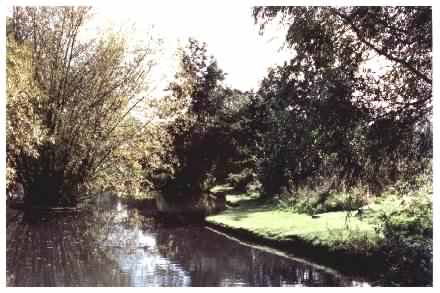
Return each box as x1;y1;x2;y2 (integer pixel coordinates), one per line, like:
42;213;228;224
207;195;382;253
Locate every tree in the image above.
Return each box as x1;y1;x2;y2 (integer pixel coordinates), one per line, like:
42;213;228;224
6;17;46;191
8;7;159;206
154;38;237;202
249;6;432;196
253;6;432;125
247;57;367;196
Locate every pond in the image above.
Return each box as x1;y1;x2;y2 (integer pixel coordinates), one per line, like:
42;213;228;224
6;197;370;286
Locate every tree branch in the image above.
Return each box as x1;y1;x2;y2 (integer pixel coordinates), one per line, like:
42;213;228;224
332;8;432;84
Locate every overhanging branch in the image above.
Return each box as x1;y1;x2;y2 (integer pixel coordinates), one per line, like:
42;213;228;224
332;8;432;84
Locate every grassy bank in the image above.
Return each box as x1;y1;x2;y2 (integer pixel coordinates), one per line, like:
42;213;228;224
206;179;432;285
207;195;381;274
208;196;380;250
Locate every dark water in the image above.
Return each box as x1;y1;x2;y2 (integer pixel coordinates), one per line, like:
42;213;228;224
6;198;370;287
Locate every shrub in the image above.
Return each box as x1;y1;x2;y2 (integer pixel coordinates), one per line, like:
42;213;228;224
279;185;369;215
371;172;432;285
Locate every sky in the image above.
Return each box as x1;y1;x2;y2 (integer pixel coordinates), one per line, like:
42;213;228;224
5;3;400;95
87;4;292;95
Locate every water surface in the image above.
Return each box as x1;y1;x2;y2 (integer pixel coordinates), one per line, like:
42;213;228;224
6;198;369;286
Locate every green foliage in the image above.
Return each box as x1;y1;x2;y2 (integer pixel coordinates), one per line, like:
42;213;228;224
7;7;159;206
370;169;432;235
279;185;369;215
6;26;47;190
93;117;152;199
370;172;433;285
248;6;432;198
254;7;432;117
152;38;242;202
209;170;432;284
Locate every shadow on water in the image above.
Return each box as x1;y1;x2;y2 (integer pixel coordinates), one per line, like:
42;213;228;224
6;195;370;287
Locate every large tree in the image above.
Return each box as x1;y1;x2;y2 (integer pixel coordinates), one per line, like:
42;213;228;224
249;6;432;196
152;38;238;202
253;6;432;124
8;7;158;206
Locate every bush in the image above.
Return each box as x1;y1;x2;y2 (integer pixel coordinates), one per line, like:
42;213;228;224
371;172;432;285
279;185;369;215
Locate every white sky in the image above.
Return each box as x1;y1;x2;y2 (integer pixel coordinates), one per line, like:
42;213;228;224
87;4;292;95
5;2;414;95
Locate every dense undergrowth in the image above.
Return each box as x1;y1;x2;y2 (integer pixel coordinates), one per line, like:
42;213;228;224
370;172;432;285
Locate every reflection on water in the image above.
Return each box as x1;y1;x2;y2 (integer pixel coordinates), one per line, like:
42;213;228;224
6;197;369;286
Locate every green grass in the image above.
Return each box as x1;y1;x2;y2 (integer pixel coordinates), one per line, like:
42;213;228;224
225;192;260;205
210;183;261;206
207;197;381;253
209;184;235;194
207;173;431;256
207;174;432;285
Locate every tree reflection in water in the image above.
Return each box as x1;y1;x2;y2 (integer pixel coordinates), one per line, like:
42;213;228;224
6;199;368;286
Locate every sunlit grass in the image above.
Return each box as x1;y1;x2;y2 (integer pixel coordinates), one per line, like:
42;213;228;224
207;198;382;253
225;192;260;205
208;173;432;268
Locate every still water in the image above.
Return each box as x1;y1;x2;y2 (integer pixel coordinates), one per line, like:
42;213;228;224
6;197;369;286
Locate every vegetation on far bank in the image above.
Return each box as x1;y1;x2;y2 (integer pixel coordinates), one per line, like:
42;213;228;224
207;169;432;285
